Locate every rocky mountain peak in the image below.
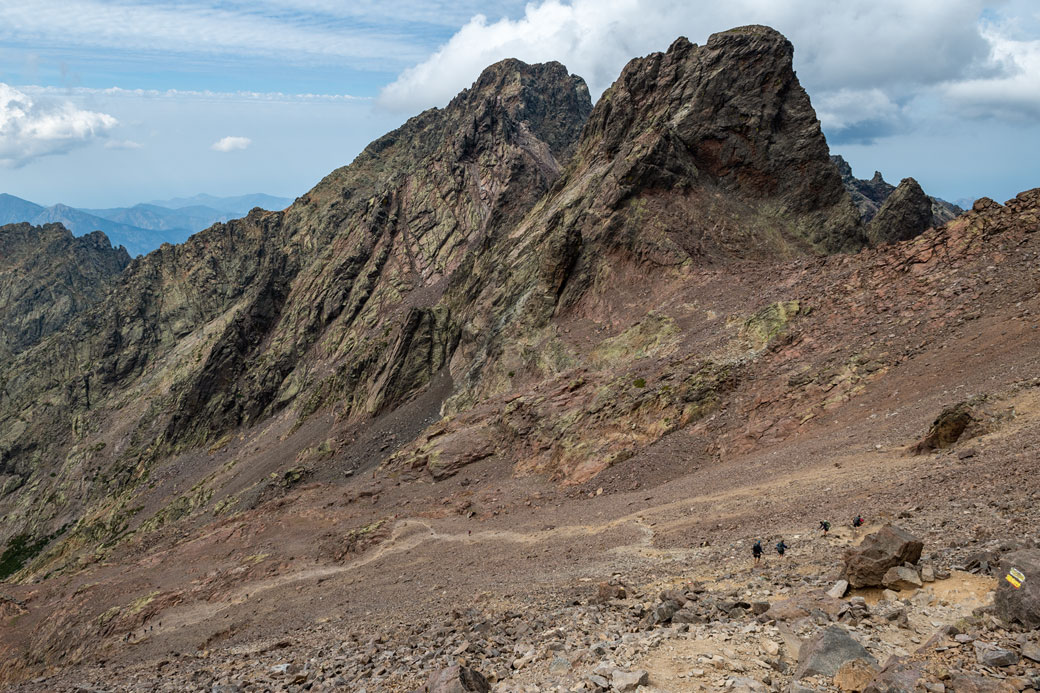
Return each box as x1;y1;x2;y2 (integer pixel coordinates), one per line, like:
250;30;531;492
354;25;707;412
866;176;934;244
567;23;863;257
831;154;963;233
446;58;592;162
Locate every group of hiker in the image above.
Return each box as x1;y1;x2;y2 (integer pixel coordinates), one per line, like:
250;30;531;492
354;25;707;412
751;514;864;565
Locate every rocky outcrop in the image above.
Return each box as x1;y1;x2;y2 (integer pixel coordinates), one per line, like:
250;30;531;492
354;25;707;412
570;27;864;259
842;525;923;589
866;177;934;244
995;550;1040;629
0;223;129;360
831;154;962;233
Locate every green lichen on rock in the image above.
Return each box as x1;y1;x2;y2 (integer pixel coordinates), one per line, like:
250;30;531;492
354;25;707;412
742;301;801;349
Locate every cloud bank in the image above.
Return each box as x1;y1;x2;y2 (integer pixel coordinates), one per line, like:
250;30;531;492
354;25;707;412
211;136;252;152
0;82;116;167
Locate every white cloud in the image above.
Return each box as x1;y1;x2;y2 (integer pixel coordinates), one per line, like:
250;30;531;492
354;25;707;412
20;85;368;104
104;139;142;150
0;82;116;167
943;26;1040;119
0;0;425;66
379;0;995;113
813;88;909;144
211;136;252;152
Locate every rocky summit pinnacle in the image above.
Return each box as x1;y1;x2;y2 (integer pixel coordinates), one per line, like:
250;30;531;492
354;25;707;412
569;25;865;260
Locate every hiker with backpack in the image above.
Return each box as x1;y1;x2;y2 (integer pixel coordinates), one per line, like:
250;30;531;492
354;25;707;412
776;539;788;559
819;520;831;535
852;515;864;528
752;539;763;565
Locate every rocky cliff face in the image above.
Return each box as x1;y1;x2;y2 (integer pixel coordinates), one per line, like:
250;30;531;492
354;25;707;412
0;223;129;360
832;154;963;234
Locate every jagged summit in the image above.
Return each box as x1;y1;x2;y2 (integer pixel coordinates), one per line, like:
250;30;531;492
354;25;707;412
866;176;934;244
568;24;864;260
831;154;963;231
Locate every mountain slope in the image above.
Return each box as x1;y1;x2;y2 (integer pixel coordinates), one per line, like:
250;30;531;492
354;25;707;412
0;57;593;562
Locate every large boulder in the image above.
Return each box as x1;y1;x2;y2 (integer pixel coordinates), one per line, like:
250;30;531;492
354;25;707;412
842;525;923;589
795;626;876;679
994;550;1040;629
424;665;490;693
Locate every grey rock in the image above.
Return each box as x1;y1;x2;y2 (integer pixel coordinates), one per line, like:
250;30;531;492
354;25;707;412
827;580;849;599
974;641;1019;668
795;625;876;679
882;566;922;591
612;668;649;692
994;549;1040;629
842;525;923;589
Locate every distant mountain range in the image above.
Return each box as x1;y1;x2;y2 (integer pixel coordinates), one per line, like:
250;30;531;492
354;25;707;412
0;192;293;257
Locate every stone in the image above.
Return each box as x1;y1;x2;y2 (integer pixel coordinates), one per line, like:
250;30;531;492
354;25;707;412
974;642;1020;668
842;525;924;589
729;676;769;692
549;656;571;674
921;566;936;583
827;580;850;600
673;607;705;624
426;664;491;693
882;566;923;591
1022;642;1040;663
760;638;780;656
795;626;877;679
833;658;880;692
787;684;817;693
751;601;771;615
595;581;628;603
612;668;649;692
994;550;1040;629
212;686;243;693
862;655;928;693
948;673;1018;692
651;600;680;624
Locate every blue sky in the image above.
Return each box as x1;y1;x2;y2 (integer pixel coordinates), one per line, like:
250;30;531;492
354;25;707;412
1;0;1038;209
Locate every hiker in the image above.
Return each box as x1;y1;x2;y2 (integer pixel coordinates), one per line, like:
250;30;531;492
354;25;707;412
852;515;864;528
776;539;788;559
752;540;763;565
819;520;831;535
